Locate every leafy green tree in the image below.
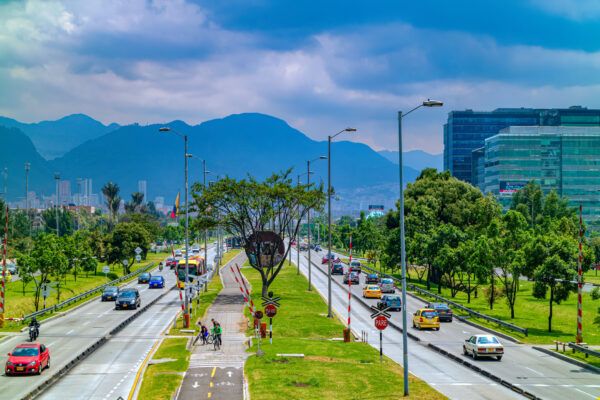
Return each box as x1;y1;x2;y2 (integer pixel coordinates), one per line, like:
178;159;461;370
41;208;74;236
105;222;151;274
191;171;325;296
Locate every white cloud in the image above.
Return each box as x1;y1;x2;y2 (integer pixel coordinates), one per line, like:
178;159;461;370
530;0;600;21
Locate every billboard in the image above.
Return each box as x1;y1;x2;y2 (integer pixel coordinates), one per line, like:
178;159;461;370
499;181;527;194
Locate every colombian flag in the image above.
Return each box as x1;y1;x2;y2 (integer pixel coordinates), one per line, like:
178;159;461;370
171;192;180;219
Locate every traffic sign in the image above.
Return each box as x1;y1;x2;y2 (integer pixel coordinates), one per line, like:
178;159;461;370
261;295;281;307
135;247;142;255
41;284;51;299
254;310;264;319
102;265;110;274
122;259;129;266
135;255;142;262
374;315;388;330
369;304;391;319
264;304;277;318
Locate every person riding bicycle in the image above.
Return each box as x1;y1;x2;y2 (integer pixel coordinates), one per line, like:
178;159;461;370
214;323;223;346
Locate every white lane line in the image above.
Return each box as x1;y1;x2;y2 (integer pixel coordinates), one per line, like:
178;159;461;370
574;388;597;399
525;367;544;376
66;329;74;335
450;383;473;386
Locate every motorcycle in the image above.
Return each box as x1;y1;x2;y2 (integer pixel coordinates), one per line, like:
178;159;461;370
29;325;39;342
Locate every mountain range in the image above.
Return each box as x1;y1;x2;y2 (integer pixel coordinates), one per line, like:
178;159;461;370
0;113;440;212
378;150;443;171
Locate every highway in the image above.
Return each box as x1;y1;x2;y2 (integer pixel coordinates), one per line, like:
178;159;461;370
0;247;215;400
293;248;600;400
38;246;216;400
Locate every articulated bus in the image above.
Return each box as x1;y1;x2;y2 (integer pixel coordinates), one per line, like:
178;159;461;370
175;256;206;288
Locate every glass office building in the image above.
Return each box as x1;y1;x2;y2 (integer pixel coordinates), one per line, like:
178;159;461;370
444;106;600;184
484;126;600;224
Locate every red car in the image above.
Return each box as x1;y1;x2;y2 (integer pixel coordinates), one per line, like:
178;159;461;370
166;257;177;269
5;343;50;375
321;254;341;264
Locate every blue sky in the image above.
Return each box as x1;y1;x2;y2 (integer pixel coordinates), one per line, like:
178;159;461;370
1;0;599;153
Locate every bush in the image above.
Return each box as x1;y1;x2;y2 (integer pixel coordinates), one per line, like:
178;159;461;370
106;272;119;281
591;286;600;301
483;285;505;304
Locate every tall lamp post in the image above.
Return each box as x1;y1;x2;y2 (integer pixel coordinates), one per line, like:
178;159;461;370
54;173;60;237
296;174;302;275
398;99;443;396
1;168;7;199
327;128;356;318
25;163;31;236
307;156;327;291
159;126;192;328
202;160;211;275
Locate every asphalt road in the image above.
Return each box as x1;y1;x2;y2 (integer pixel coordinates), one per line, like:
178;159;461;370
37;247;217;400
298;248;600;400
0;249;214;400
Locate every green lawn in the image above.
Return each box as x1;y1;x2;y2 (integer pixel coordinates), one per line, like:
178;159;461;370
138;338;190;400
0;252;168;331
398;271;600;345
584;269;600;285
552;348;600;369
243;262;446;400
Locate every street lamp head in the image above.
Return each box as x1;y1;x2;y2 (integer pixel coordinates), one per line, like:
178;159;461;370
54;172;60;180
422;99;443;107
319;156;328;160
344;128;357;132
158;127;171;132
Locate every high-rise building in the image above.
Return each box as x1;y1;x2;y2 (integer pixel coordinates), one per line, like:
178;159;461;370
59;180;71;205
444;106;600;184
483;126;600;224
138;180;147;203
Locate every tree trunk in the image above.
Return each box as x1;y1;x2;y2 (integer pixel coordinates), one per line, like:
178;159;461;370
548;285;554;333
467;273;471;304
426;265;431;290
490;273;494;310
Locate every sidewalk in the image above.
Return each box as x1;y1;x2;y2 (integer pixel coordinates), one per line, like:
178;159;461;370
176;252;248;400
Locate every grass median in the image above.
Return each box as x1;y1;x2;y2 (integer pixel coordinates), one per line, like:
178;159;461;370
137;338;190;400
0;252;169;332
243;261;446;400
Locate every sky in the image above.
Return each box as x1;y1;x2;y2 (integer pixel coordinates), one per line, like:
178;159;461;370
1;0;600;153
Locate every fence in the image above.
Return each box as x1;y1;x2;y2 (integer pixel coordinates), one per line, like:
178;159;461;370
360;263;528;336
568;342;600;359
22;262;156;322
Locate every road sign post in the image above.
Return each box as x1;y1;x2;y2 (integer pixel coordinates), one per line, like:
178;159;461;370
254;310;264;356
262;291;280;345
370;304;390;363
102;265;110;279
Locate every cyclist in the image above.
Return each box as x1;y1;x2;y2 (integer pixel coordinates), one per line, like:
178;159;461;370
215;322;223;346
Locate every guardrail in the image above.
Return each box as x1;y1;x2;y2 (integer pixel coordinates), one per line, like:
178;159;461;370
359;263;528;337
22;262;156;322
568;342;600;359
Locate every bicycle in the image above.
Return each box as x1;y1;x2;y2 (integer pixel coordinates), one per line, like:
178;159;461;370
211;333;221;351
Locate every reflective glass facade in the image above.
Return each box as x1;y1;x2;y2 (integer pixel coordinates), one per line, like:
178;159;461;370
444;106;600;184
484;126;600;224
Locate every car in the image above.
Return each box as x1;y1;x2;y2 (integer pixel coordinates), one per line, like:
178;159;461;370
5;343;50;375
349;260;362;273
115;289;141;310
314;245;322;252
138;272;151;284
322;253;341;264
427;302;453;322
463;335;504;361
331;263;344;275
379;278;395;293
365;273;379;284
412;308;440;330
343;272;360;285
149;275;165;288
290;240;297;246
6;263;17;275
101;286;119;301
299;243;309;251
378;295;402;311
174;250;183;257
166;257;177;269
363;284;382;299
4;270;12;282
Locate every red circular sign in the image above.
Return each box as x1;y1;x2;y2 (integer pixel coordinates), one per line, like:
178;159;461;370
254;311;264;320
374;315;388;331
264;304;277;318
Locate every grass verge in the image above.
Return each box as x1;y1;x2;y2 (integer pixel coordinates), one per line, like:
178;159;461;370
137;338;190;400
243;261;446;400
552;348;600;369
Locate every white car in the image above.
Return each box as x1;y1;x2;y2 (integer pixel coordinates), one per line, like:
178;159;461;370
463;334;504;361
379;278;395;293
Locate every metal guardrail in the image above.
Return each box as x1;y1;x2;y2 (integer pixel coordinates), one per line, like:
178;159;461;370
568;342;600;358
23;262;156;322
359;263;528;336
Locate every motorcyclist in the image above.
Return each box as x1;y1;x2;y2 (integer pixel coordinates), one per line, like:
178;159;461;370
158;262;164;271
29;317;40;341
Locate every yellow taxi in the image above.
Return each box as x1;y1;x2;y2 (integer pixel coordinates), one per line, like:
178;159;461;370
362;284;382;299
412;308;440;331
4;270;12;282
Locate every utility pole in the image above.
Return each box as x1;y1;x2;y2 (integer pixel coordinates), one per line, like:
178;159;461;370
54;173;60;237
25;163;31;237
203;160;210;275
307;160;312;291
2;168;7;200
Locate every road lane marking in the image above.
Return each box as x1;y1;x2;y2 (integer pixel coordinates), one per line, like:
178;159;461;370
66;329;74;335
210;381;213;388
211;366;216;378
574;388;596;399
525;367;544;376
207;393;212;398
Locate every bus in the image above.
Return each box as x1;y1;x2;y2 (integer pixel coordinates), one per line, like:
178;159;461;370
175;257;205;288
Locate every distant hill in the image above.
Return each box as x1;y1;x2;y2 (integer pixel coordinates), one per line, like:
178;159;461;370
378;150;443;172
49;113;420;201
0;114;119;160
0;126;55;199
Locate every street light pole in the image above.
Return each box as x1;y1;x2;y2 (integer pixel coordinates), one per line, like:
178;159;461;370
307;160;312;291
398;100;443;396
297;174;301;275
25;163;31;237
1;168;7;199
327;128;356;318
54;173;60;237
160;127;191;328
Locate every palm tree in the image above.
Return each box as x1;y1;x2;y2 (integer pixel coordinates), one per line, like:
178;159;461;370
125;192;145;214
101;182;121;227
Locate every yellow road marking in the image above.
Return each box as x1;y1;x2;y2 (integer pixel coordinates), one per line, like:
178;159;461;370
210;382;214;388
207;393;212;398
211;366;216;378
127;339;161;400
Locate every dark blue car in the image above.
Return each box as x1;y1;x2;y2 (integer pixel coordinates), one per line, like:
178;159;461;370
149;275;165;288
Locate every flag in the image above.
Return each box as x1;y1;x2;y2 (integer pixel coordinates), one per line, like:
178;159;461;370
171;192;180;219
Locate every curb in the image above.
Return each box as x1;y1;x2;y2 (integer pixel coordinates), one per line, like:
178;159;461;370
24;283;177;400
532;346;600;374
426;342;542;400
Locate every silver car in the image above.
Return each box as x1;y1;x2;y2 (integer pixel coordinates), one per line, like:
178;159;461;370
463;334;504;361
379;278;395;293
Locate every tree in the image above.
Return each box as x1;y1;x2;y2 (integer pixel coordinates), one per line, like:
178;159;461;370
105;222;151;274
102;182;121;228
41;208;74;237
191;171;325;296
125;192;146;214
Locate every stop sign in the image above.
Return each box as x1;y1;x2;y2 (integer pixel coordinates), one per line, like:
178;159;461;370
254;311;264;320
374;315;388;330
264;304;277;318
